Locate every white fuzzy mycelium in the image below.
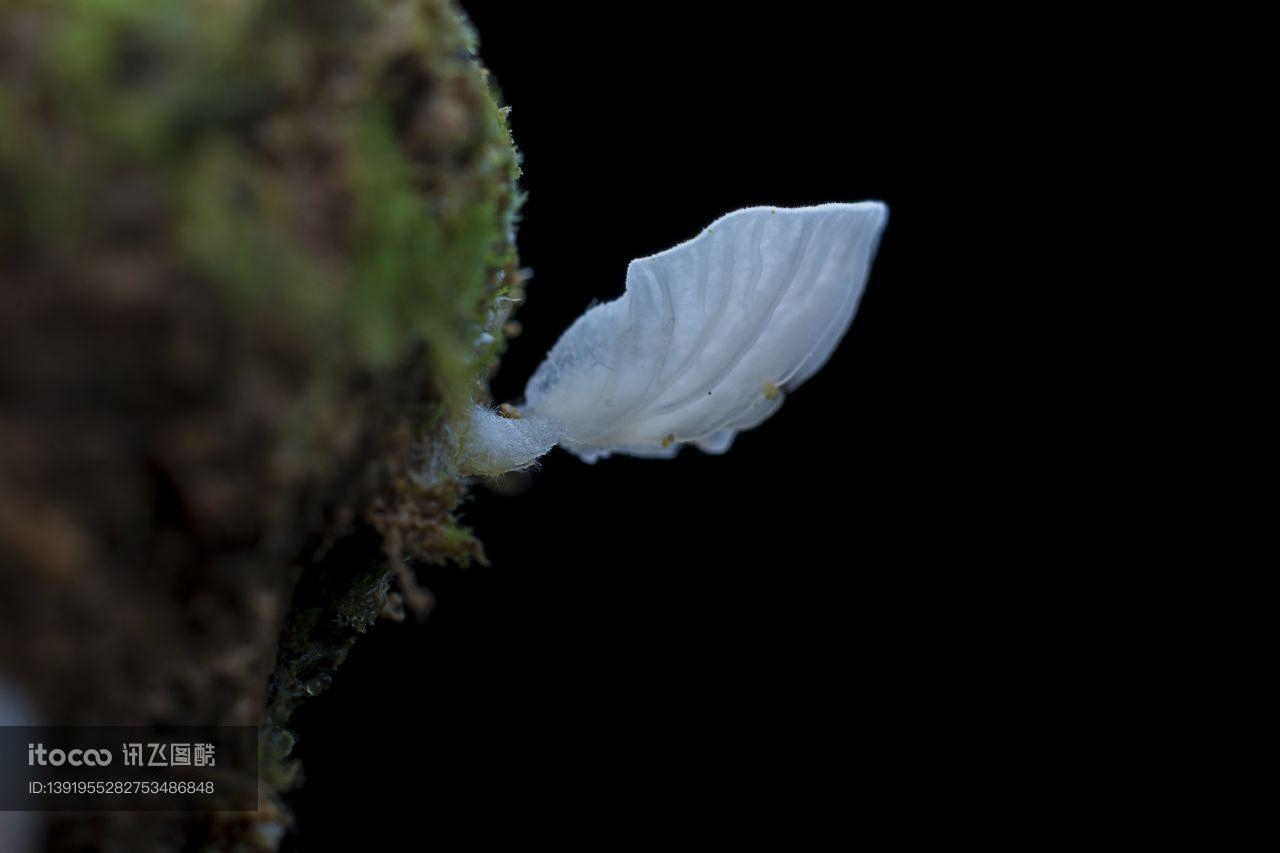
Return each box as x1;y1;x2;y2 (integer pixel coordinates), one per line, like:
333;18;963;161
460;202;888;475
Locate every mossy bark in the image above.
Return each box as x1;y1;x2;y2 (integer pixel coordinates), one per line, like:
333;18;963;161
0;1;521;849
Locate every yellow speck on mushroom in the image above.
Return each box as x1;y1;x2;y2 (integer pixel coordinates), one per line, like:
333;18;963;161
498;403;523;419
661;433;676;448
761;380;781;400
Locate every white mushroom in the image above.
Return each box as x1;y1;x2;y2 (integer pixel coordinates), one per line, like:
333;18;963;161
461;202;888;475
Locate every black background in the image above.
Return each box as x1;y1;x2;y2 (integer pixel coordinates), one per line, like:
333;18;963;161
287;3;1030;845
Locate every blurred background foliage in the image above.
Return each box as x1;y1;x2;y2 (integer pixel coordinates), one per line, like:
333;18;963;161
0;1;521;849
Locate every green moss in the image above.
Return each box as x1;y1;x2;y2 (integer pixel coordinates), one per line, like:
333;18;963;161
179;140;340;324
8;0;521;419
2;0;524;839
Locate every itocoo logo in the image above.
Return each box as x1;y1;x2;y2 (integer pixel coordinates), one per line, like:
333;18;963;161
28;743;113;766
